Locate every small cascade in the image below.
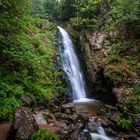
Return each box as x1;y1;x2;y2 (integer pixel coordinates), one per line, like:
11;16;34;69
91;133;112;140
98;126;106;136
91;126;114;140
57;26;86;101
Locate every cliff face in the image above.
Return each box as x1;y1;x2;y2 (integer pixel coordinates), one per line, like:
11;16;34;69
69;27;140;107
77;30;117;104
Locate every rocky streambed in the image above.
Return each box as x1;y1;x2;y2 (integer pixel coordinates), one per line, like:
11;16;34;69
0;96;140;140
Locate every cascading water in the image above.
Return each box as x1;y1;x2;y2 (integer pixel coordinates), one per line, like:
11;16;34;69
57;26;86;101
91;126;113;140
58;26;115;140
57;26;113;140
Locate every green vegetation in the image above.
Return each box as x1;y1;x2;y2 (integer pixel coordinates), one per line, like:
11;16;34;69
118;115;133;131
130;85;140;113
0;1;64;121
0;98;21;121
31;129;61;140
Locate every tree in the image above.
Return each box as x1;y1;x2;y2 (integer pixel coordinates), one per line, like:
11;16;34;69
44;0;60;18
30;0;45;17
0;0;29;35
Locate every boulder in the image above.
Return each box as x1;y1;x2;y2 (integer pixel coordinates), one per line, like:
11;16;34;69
34;112;63;134
86;117;101;133
71;131;92;140
14;107;37;139
110;112;120;123
34;113;47;125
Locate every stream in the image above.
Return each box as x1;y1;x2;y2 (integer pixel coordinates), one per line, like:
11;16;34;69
58;26;114;140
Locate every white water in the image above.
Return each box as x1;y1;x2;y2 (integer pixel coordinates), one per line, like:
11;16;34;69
57;26;86;100
91;133;112;140
98;127;106;136
91;126;113;140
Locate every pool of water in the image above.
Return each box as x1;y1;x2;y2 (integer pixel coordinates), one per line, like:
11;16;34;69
73;98;104;117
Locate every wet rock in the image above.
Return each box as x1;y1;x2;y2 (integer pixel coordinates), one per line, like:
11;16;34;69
62;103;74;109
54;112;78;123
67;123;84;133
101;119;111;127
34;113;47;125
48;97;61;109
67;114;78;122
14;107;37;139
34;112;65;134
54;112;68;120
75;123;85;130
44;113;56;123
61;103;76;114
134;114;140;127
0;122;11;140
77;114;89;124
110;112;120;123
86;117;101;133
97;107;108;115
54;121;68;130
71;131;92;140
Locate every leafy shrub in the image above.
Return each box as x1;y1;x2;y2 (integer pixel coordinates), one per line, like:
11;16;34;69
0;98;21;121
118;115;133;130
70;17;88;28
132;84;140;95
0;16;65;121
31;129;61;140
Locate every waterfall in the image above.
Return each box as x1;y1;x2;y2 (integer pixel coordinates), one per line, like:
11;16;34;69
57;26;115;140
57;26;86;101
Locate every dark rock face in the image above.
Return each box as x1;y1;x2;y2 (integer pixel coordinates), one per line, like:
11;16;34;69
72;28;140;108
13;107;37;139
74;30;117;105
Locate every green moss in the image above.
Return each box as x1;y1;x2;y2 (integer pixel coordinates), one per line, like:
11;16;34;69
31;129;61;140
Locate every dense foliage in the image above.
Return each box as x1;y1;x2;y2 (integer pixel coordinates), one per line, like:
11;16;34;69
0;0;64;121
45;0;140;33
